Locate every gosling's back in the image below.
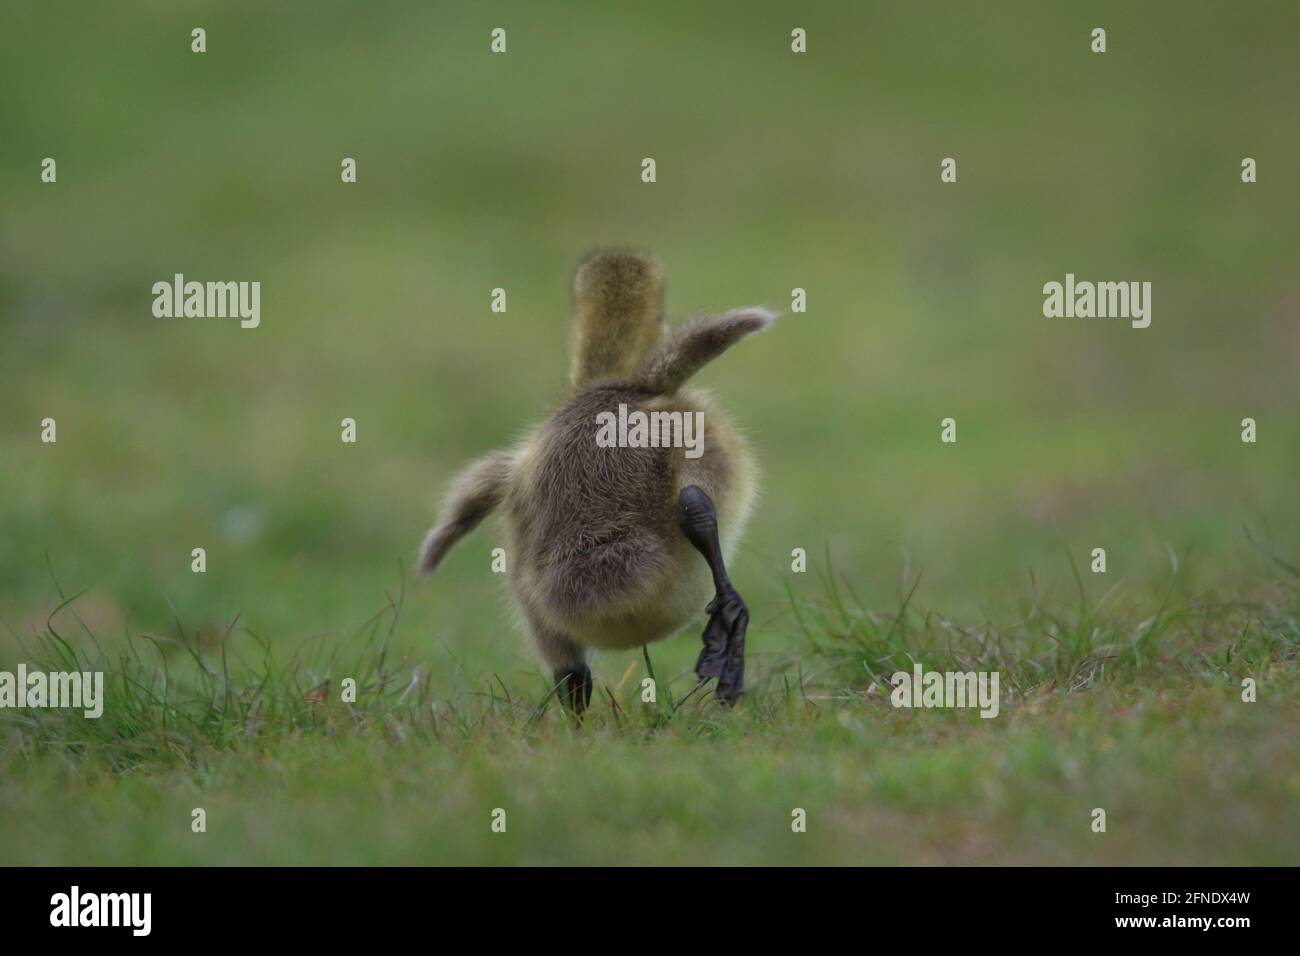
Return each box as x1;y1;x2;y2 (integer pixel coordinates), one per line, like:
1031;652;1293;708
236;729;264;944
506;383;682;635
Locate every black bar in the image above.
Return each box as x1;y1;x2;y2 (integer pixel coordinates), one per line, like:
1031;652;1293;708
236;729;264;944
0;867;1288;941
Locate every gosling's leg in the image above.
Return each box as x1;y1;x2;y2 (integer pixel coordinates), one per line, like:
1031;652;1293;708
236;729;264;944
530;616;593;714
554;663;593;714
677;485;748;705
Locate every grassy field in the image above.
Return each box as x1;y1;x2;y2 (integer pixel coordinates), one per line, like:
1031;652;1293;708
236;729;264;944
2;566;1298;865
2;1;1298;865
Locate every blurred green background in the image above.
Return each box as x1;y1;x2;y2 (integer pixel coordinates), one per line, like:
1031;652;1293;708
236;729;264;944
2;0;1297;691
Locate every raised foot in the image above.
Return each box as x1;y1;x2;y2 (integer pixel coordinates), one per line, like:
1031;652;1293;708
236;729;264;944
694;588;748;705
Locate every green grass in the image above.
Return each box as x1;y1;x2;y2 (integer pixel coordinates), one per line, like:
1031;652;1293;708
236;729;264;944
3;556;1296;865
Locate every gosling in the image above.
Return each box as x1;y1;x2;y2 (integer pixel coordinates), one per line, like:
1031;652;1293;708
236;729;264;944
418;251;776;711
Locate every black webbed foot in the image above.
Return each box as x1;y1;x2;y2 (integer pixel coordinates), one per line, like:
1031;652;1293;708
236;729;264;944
695;588;748;705
554;664;593;714
678;484;749;707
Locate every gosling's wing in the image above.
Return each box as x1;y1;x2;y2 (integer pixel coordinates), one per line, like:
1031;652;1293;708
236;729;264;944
418;449;515;576
633;308;777;396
